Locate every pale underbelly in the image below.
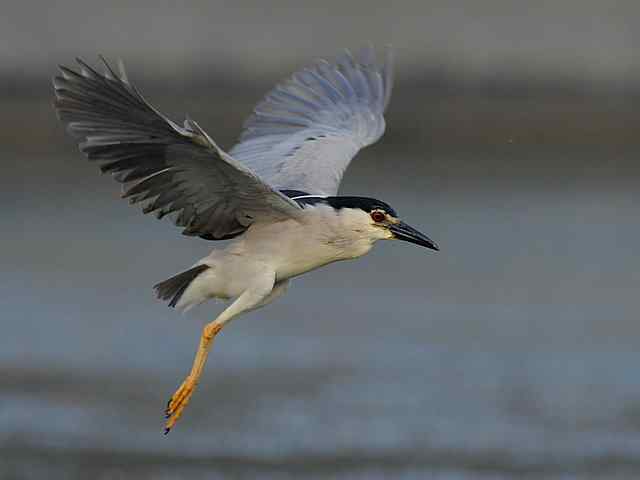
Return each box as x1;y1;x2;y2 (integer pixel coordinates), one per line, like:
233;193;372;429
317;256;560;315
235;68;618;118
274;255;339;282
232;225;374;284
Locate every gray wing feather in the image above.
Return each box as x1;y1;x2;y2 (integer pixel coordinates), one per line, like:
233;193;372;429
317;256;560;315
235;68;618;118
53;57;300;240
229;46;394;196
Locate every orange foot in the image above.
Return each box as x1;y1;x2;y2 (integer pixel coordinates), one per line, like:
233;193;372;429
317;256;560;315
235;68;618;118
164;376;197;434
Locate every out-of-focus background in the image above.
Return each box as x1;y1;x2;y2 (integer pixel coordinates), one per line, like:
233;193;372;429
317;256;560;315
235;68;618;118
2;1;639;478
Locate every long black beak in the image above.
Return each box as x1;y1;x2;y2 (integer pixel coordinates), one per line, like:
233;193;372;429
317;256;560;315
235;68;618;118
389;221;439;251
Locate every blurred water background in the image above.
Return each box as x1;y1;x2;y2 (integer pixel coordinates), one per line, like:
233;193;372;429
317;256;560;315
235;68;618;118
2;1;640;478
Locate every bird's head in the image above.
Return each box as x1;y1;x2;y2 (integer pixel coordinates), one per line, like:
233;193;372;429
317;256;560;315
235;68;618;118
315;196;439;251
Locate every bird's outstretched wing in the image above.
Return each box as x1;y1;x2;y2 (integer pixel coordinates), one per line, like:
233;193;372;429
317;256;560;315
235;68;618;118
229;46;394;196
53;58;301;240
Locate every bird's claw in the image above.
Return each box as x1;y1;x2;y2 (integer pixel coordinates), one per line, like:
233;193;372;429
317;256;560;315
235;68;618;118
164;376;196;434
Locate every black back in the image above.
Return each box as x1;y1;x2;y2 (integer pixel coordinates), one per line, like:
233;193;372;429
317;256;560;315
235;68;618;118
281;190;397;217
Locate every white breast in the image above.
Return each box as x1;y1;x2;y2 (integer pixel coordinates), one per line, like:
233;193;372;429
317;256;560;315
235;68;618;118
233;204;377;281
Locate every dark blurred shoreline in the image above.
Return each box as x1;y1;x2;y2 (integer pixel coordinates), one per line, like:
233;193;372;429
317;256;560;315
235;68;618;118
7;443;640;479
4;77;640;158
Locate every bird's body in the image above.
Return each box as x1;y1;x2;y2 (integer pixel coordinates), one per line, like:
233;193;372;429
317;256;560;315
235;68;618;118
53;47;438;433
172;199;390;310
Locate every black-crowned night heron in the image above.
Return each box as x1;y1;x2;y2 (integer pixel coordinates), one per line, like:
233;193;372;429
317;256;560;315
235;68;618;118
52;47;439;433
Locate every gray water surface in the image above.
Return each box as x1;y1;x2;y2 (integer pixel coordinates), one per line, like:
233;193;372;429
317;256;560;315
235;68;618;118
2;146;640;479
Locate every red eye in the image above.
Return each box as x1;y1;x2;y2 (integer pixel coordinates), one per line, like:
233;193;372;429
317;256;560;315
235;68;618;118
371;211;386;223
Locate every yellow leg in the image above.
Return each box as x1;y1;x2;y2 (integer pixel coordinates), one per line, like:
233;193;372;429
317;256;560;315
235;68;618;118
164;321;223;434
162;273;280;434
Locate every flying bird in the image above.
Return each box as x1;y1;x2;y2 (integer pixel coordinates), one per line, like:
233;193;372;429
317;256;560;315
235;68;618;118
52;47;439;434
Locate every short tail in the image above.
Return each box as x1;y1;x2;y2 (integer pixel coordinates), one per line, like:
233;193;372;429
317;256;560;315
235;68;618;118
153;264;210;308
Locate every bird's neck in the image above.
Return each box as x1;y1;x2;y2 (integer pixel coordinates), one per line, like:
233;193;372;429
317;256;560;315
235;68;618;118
311;206;378;260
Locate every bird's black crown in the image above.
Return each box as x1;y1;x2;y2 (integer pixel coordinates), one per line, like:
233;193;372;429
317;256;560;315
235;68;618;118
281;190;397;217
